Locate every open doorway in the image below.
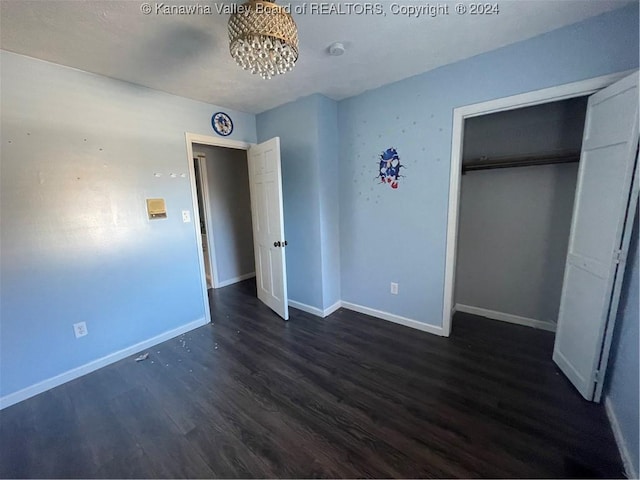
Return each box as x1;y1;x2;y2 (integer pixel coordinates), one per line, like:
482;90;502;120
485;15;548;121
192;145;255;290
184;134;251;327
185;133;290;321
453;96;588;332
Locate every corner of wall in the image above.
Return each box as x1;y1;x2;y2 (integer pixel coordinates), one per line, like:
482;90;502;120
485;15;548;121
316;96;341;309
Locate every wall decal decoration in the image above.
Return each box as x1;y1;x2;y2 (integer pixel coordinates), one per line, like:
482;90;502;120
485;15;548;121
377;147;404;189
211;111;233;136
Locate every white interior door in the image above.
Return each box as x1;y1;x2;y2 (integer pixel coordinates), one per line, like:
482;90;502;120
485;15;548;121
247;137;289;320
553;72;639;401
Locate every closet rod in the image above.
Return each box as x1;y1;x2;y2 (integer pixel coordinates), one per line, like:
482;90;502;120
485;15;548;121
462;152;580;173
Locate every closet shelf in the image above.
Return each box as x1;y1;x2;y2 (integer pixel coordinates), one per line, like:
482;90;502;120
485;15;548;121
462;151;580;173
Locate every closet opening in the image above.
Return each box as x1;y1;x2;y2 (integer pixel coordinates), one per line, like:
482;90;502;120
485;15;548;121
452;96;589;333
443;72;638;401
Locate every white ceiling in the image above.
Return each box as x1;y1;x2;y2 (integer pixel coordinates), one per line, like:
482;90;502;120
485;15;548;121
0;0;629;114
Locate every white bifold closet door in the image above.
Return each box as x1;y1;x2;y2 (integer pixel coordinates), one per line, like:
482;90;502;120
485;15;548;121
553;71;639;401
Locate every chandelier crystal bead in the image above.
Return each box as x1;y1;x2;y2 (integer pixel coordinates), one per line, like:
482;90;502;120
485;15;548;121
228;0;299;80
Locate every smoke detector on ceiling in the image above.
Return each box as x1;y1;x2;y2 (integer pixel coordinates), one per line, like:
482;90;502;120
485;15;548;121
328;42;346;56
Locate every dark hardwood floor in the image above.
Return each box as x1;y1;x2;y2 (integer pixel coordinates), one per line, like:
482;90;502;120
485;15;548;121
1;279;624;478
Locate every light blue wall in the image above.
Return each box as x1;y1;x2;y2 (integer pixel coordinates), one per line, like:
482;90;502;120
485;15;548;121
316;96;341;310
0;51;256;399
257;95;323;309
257;94;340;311
606;209;639;477
338;4;639;327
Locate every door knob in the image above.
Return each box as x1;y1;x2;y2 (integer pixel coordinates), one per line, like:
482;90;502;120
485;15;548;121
274;241;281;247
283;240;288;246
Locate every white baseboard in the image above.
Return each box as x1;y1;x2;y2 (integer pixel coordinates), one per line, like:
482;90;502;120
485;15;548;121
216;272;256;288
1;297;452;409
288;299;325;317
455;304;557;332
323;300;342;317
289;299;446;337
605;396;638;480
341;301;446;336
0;316;209;410
287;299;343;318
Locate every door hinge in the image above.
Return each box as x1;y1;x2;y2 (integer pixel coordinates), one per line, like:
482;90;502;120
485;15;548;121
594;370;601;383
614;249;625;264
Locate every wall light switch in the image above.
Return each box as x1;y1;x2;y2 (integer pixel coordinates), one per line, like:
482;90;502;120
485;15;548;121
182;210;191;223
390;282;399;295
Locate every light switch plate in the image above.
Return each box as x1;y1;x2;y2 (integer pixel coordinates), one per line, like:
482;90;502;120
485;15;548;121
73;322;88;338
182;210;191;223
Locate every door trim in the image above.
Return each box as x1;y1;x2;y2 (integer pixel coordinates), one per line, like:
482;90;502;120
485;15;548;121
192;153;219;288
442;70;634;337
185;133;251;323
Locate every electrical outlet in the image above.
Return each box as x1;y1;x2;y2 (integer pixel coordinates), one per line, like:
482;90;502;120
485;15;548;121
182;210;191;223
73;322;88;338
390;282;399;295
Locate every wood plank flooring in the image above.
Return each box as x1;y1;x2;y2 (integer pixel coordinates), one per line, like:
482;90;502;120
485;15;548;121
0;279;624;478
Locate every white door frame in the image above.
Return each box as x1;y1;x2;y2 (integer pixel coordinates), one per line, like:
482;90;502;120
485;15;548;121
192;153;217;287
442;70;633;337
185;133;252;321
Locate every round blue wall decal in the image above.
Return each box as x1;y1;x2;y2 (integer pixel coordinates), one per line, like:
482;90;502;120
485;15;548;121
211;112;233;136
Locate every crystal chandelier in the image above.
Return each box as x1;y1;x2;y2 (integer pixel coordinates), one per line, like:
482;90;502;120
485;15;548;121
228;0;299;80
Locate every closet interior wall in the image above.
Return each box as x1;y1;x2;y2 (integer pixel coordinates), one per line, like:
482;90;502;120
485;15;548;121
455;97;588;329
